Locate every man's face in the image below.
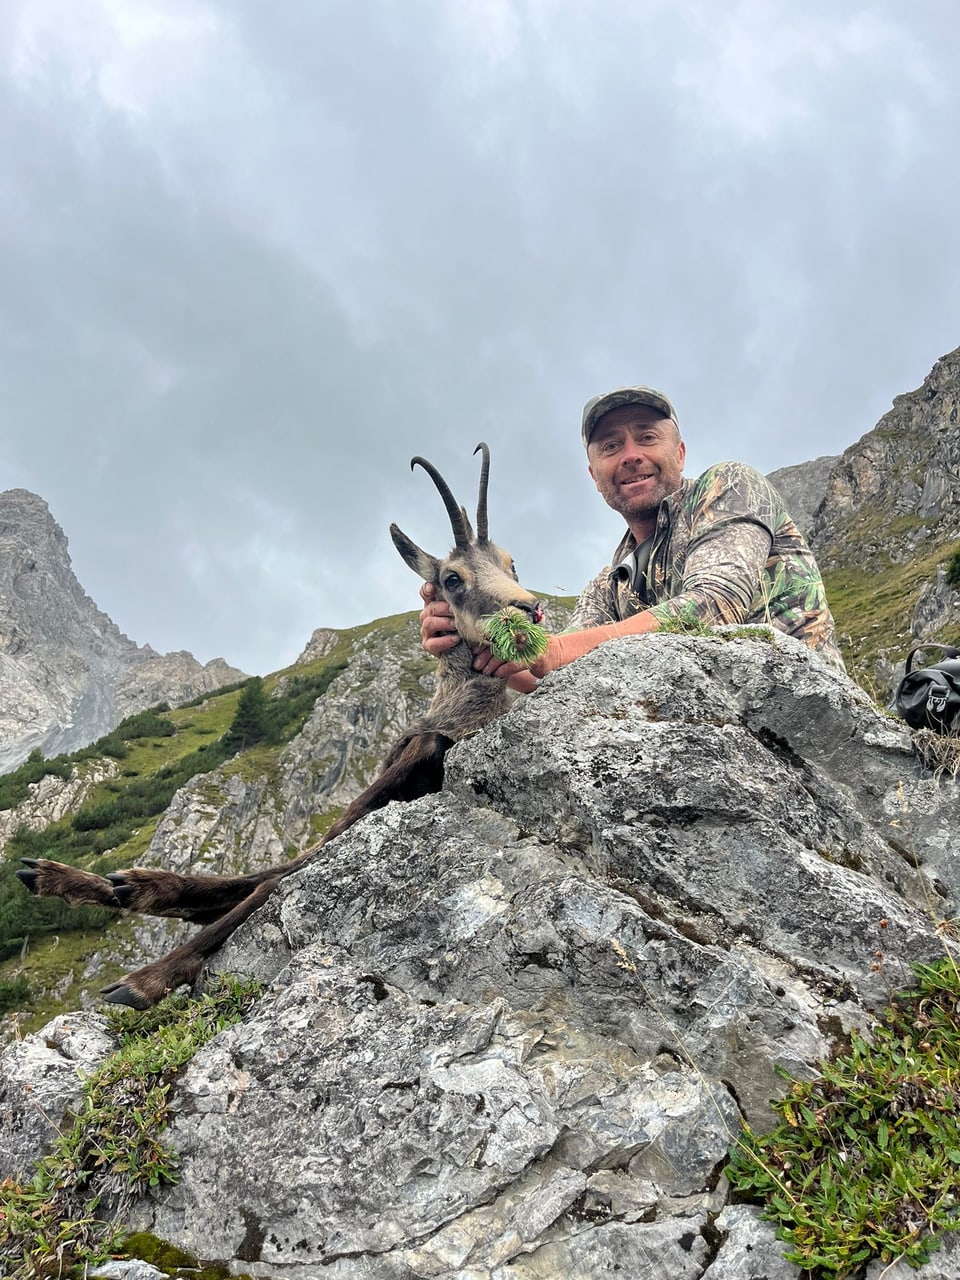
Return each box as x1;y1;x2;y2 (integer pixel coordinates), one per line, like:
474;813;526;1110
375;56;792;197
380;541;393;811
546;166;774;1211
587;404;686;534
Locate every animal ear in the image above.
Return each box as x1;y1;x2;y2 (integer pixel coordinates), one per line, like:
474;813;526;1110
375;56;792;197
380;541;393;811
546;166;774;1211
390;524;439;582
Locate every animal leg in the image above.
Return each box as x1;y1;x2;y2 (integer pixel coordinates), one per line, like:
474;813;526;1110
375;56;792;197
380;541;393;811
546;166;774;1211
16;859;123;909
321;731;453;842
93;731;455;1007
100;876;282;1008
16;859;273;923
104;867;280;918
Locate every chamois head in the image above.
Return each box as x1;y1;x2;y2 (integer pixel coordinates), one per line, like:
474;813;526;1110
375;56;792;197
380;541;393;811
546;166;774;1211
390;443;542;647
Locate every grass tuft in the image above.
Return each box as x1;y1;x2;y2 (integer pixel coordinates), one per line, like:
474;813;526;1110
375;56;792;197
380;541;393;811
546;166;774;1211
0;974;260;1279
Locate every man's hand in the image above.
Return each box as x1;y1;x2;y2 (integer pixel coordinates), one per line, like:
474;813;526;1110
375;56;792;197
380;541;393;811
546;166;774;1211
420;583;550;693
420;583;460;657
471;636;564;693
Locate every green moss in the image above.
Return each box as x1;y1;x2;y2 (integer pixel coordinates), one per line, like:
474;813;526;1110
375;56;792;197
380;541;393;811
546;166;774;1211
120;1232;254;1280
655;603;714;635
722;625;778;644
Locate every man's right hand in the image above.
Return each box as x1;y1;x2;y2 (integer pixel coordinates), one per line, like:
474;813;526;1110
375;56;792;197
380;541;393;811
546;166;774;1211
420;583;460;656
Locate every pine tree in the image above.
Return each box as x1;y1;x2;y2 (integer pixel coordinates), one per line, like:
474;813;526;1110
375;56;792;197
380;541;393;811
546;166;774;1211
224;677;269;751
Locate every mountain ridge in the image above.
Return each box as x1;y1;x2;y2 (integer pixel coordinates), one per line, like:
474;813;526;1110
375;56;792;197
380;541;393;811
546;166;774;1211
0;488;247;772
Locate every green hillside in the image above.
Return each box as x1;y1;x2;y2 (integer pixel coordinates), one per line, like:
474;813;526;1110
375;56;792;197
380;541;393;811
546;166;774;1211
0;637;358;1031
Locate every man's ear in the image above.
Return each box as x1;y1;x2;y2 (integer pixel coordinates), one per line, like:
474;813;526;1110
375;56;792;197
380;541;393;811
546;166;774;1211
587;461;599;491
390;524;439;583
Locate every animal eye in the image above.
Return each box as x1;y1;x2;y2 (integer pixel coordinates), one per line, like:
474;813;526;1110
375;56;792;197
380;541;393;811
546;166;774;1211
443;572;462;591
510;561;518;580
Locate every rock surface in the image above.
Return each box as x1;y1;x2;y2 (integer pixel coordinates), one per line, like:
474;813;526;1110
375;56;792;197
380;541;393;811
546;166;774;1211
5;633;954;1278
808;346;960;688
0;1010;118;1179
767;453;837;538
0;488;246;771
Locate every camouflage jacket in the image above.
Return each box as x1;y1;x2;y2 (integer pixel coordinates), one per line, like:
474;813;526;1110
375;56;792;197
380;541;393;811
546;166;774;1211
572;461;844;668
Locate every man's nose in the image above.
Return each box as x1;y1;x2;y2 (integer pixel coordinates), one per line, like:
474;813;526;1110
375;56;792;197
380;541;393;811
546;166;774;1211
621;437;649;464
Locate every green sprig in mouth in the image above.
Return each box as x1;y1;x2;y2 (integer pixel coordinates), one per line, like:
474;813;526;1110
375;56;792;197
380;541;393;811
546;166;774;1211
482;608;549;666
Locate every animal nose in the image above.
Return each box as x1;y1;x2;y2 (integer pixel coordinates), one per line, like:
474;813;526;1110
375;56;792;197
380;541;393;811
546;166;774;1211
512;600;544;624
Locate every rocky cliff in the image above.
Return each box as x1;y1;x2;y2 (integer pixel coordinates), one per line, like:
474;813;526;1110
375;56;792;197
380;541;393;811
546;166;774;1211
794;349;960;690
761;349;960;692
1;633;957;1279
767;454;837;539
0;489;247;771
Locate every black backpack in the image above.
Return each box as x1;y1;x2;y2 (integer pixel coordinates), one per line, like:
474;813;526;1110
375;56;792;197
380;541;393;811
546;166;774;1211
893;644;960;735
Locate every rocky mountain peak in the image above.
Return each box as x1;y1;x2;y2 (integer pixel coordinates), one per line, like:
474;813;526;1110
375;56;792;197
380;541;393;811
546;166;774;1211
812;345;960;556
801;346;960;688
0;488;247;771
766;454;837;539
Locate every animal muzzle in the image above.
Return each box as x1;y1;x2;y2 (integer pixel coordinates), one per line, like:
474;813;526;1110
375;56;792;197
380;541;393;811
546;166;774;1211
509;600;545;624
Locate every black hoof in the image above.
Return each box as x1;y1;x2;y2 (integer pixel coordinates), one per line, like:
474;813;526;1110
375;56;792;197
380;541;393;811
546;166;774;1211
100;982;152;1010
20;858;39;868
106;874;134;907
15;869;39;895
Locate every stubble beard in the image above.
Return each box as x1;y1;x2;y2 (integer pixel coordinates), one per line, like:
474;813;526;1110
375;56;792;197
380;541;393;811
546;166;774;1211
602;472;673;526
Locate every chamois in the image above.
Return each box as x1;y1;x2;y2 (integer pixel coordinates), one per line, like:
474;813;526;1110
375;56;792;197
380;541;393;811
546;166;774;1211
17;444;543;1009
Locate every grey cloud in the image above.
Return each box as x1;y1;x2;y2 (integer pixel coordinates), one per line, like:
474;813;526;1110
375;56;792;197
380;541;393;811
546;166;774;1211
1;0;959;671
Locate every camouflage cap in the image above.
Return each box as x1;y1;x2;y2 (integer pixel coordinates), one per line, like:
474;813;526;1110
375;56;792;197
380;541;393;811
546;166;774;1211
581;386;679;447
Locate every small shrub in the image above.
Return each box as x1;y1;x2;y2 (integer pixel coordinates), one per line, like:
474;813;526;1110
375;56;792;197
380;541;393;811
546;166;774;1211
728;957;960;1275
0;975;31;1015
947;550;960;590
0;753;73;813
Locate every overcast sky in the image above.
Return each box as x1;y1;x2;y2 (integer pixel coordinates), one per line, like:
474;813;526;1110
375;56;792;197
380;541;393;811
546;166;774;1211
2;0;959;675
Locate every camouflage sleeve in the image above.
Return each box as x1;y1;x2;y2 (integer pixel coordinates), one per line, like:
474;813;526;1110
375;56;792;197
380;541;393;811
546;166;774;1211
648;464;775;627
571;566;619;629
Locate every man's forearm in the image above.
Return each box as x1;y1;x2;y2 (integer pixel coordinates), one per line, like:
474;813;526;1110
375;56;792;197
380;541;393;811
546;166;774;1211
537;610;661;674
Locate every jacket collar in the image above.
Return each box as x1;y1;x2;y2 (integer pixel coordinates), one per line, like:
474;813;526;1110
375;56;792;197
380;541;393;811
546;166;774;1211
610;479;688;566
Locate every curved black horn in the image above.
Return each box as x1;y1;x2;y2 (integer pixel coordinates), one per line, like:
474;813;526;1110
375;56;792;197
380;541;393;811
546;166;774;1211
474;442;490;544
410;456;470;549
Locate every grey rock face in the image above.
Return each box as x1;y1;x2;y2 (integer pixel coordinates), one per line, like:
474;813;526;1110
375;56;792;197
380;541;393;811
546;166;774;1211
0;1011;117;1180
0;488;246;771
804;346;960;694
0;757;119;849
810;347;960;570
767;454;837;538
0;633;931;1279
2;634;955;1278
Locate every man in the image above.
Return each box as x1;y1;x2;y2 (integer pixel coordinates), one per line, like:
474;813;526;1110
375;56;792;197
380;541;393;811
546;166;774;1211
421;385;843;687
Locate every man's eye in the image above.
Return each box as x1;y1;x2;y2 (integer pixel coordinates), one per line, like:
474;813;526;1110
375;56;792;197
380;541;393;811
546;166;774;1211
443;573;462;591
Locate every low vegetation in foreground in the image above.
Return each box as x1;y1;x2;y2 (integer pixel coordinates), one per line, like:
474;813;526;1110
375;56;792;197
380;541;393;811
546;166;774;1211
728;956;960;1276
0;975;260;1279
